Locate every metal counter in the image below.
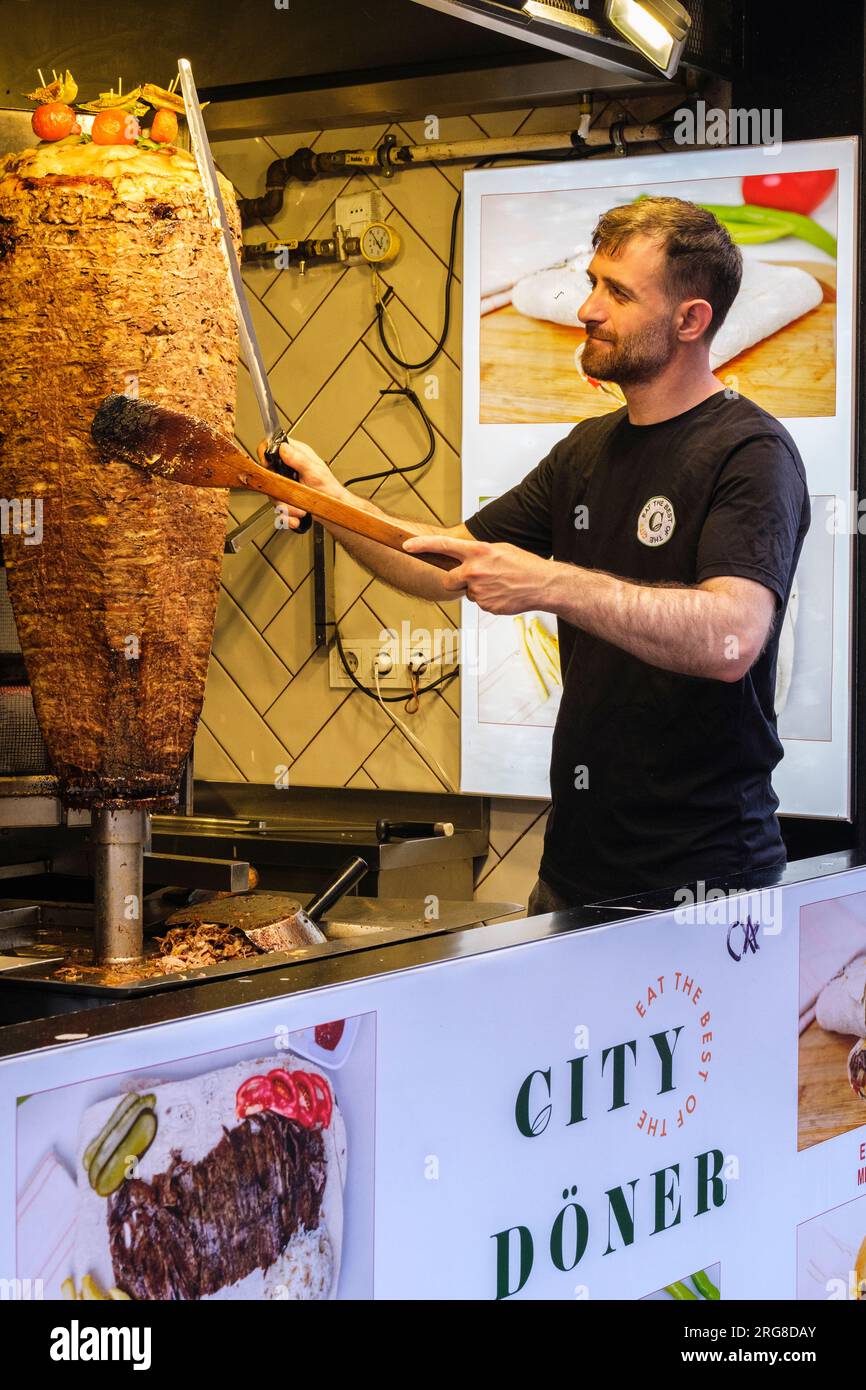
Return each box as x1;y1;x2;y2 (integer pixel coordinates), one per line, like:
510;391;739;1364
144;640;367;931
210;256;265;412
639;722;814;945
4;847;866;1302
0;848;861;1060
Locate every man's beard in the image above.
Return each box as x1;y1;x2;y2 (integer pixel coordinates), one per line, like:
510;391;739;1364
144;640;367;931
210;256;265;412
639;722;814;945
581;316;679;386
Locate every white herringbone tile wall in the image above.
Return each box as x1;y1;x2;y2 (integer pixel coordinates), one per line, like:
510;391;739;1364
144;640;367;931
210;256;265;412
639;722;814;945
202;96;671;908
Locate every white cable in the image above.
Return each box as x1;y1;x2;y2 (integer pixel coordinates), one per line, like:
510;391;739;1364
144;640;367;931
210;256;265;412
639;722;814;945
372;269;411;389
373;660;457;792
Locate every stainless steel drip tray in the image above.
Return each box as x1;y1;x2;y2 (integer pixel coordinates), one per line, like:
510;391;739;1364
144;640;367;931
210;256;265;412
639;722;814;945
0;895;522;998
0;901;95;982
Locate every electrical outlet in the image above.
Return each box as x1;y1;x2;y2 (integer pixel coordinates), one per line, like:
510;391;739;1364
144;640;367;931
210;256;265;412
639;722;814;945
329;635;459;691
329;639;399;691
334;191;378;237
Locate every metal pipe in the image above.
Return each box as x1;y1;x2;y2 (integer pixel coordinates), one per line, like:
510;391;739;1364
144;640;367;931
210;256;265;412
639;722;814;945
237;120;673;225
92;807;147;964
387;122;668;165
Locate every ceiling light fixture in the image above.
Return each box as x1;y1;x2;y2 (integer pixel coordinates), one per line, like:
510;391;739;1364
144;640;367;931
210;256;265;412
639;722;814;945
603;0;691;77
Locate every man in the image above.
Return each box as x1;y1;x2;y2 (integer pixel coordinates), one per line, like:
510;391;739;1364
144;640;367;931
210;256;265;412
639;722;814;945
262;196;810;913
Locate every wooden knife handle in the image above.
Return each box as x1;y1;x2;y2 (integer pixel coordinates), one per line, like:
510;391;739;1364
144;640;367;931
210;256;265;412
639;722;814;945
92;394;462;574
228;449;462;573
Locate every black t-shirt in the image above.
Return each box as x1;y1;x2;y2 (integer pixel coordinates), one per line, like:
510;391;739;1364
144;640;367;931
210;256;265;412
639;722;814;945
465;391;811;903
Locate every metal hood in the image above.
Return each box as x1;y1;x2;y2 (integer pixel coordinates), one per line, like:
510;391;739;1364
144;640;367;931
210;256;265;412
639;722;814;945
409;0;736;82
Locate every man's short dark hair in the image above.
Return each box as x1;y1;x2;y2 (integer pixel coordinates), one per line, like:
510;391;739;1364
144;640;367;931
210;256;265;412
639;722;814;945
591;196;743;340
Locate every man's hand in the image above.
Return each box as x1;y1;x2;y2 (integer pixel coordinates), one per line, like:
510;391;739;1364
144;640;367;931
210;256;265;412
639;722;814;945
256;436;349;530
402;534;555;613
404;535;776;683
255;438;468;605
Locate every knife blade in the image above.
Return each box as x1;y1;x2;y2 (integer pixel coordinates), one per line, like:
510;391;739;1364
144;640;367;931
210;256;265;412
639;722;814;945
177;58;311;531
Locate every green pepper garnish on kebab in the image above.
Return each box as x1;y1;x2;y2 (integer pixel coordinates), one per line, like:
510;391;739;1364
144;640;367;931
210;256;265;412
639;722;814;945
89;1110;158;1198
83;1092;157;1196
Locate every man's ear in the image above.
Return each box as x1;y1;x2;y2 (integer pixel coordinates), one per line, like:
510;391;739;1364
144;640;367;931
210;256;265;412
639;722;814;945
677;298;714;343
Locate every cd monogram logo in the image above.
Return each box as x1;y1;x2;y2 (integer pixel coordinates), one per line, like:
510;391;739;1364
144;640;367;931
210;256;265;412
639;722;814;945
637;496;676;547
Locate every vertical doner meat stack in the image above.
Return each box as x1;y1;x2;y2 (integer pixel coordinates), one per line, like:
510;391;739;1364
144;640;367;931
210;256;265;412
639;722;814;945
0;142;239;808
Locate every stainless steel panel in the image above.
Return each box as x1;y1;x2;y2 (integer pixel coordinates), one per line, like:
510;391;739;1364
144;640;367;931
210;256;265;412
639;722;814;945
142;853;251;892
204;59;671;140
0;793;62;827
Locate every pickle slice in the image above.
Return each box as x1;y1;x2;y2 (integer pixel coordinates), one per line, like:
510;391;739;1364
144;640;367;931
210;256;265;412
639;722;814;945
86;1093;156;1190
91;1110;158;1197
83;1092;146;1174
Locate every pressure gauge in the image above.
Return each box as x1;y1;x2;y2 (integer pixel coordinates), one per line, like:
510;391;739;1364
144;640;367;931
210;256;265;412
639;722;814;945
359;221;400;264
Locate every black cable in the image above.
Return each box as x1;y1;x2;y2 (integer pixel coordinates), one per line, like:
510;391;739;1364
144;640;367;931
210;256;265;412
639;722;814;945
334;627;458;703
333;135;619;698
375;186;461;372
341;386;436;489
370;145;592;373
358;137;608;486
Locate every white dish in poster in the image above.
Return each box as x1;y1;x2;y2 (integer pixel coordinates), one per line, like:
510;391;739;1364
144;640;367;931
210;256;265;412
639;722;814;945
797;1194;866;1300
287;1015;361;1070
478;609;562;727
776;507;834;743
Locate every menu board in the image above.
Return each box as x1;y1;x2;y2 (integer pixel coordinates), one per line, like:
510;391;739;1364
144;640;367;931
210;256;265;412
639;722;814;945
3;863;866;1300
459;137;858;817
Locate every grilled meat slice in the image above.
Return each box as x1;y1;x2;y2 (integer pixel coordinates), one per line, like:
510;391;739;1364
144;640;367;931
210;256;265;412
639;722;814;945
108;1111;327;1299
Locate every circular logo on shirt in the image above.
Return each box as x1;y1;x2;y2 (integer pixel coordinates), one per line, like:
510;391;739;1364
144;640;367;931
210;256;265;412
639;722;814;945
637;496;676;547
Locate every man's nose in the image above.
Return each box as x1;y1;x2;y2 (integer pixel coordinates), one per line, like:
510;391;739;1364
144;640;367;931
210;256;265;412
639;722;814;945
578;291;603;327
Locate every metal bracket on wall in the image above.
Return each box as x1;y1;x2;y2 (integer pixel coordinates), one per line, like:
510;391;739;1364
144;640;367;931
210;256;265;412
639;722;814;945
223;502;275;553
224;510;330;647
313;521;331;649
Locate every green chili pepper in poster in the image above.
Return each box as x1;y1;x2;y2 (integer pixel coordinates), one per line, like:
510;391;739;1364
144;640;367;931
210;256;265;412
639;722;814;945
691;1269;721;1300
665;1279;698;1300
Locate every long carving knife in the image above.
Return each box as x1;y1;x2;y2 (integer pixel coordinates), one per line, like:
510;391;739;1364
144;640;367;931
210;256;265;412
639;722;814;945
177;58;311;532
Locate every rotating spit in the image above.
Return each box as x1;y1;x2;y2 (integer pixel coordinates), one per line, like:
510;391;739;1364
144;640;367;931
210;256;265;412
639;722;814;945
91;807;148;965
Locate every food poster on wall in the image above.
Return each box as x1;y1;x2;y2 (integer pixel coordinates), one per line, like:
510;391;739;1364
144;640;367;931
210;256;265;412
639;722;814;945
475;490;563;726
4;865;866;1301
14;1014;376;1301
460;138;857;815
798;889;866;1153
797;1197;866;1300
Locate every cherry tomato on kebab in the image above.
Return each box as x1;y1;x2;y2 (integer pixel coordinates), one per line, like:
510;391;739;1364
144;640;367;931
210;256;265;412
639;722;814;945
91;108;140;145
149;109;178;144
31;103;76;142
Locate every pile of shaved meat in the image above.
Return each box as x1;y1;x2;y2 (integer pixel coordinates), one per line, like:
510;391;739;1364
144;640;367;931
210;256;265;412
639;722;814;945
155;923;260;971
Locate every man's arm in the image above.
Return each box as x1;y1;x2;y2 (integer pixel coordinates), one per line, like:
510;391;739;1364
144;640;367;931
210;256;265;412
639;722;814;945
260;437;471;602
402;534;776;682
544;566;776;681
